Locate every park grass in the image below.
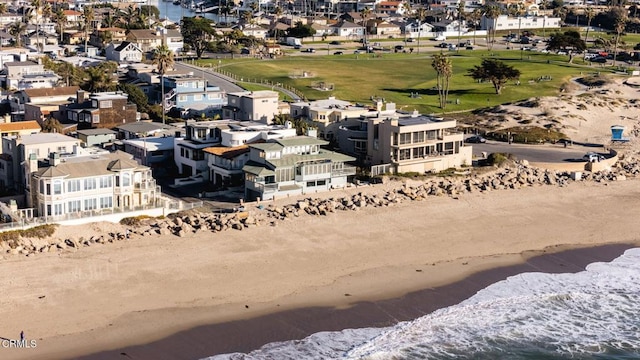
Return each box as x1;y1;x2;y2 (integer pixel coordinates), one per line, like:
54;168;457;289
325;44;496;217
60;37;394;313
196;50;617;114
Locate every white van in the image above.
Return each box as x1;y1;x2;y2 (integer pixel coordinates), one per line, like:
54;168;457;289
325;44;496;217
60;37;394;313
434;34;446;41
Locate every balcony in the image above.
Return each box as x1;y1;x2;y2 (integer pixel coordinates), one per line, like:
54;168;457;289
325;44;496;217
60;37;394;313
252;182;278;193
134;180;157;191
331;165;357;176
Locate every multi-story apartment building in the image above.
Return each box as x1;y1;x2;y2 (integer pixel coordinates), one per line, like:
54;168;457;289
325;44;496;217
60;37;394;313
222;90;279;124
24;149;160;220
366;112;472;174
163;74;226;118
10;86;79;122
64;91;140;129
2;61;60;90
243;136;356;201
0;133;81;192
481;15;561;32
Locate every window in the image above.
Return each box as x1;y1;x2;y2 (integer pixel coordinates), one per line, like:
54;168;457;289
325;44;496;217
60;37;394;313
413;147;425;158
68;200;81;212
306;181;316;187
178;95;187;102
53;203;63;215
122;173;130;187
100;100;112;108
399;133;412;145
194;94;202;101
84;178;96;190
208;93;218;99
427;130;437;140
413;131;424;143
100;196;112;209
180;147;185;157
39;179;45;194
100;176;112;188
399;148;411;160
45;183;51;195
317;180;326;186
92;114;100;123
53;180;62;195
84;198;97;210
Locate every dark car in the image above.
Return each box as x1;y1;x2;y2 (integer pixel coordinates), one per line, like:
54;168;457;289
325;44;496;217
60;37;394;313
302;48;316;53
333;51;344;55
465;135;487;143
406;38;415;42
394;45;404;51
329;41;342;45
438;42;449;48
465;45;474;50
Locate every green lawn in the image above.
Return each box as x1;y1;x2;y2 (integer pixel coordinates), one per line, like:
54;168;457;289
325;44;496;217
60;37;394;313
196;50;621;114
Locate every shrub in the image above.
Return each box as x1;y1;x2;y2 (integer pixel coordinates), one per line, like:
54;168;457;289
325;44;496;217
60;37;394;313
120;215;152;226
486;152;512;166
0;224;58;247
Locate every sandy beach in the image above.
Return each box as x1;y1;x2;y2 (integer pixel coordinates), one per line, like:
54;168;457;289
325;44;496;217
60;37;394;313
1;178;640;360
1;76;640;360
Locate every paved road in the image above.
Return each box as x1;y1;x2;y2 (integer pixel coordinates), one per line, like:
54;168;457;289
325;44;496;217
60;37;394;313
468;140;605;163
175;62;244;94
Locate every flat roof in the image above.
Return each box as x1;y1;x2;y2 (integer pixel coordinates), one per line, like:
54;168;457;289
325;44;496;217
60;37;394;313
14;133;79;145
122;136;175;151
77;129;117;136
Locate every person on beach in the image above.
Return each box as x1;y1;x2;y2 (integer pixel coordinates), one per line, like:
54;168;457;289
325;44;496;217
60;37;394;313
20;331;24;341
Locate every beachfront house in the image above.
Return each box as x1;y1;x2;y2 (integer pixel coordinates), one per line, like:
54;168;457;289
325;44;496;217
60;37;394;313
24;149;161;221
366;111;472;175
0;133;81;193
242;136;356;201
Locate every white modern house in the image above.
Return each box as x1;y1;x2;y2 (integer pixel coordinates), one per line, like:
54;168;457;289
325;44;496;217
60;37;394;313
223;90;280;124
243;136;356;201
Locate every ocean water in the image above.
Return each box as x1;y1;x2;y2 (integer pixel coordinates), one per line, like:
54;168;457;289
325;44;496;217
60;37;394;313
205;248;640;360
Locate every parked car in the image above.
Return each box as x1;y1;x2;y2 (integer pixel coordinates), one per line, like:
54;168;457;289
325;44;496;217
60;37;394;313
293;45;302;50
583;152;605;162
406;38;415;42
333;51;344;55
465;135;487;143
438;42;449;48
329;41;341;45
302;48;316;53
394;45;404;51
465;45;474;50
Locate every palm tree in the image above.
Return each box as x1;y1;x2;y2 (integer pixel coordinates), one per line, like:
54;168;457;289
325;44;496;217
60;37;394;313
53;8;66;43
360;7;372;46
9;21;27;47
83;6;94;55
483;5;501;51
31;0;42;52
456;1;465;53
584;7;596;44
415;7;427;54
612;12;627;67
553;6;568;27
431;52;453;110
516;2;525;41
152;44;175;124
468;8;482;45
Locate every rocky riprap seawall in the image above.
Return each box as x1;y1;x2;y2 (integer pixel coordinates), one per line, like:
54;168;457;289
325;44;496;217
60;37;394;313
3;156;640;258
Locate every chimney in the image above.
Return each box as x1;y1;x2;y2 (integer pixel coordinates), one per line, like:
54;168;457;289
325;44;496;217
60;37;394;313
76;90;86;104
27;153;38;173
48;152;60;166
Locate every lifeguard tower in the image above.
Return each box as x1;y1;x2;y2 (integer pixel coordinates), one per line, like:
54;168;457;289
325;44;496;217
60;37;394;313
611;125;629;142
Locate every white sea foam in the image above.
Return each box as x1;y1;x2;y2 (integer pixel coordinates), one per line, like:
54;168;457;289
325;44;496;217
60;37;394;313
205;248;640;360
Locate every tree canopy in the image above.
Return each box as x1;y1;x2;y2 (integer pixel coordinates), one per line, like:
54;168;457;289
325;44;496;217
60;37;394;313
547;30;586;52
468;59;521;95
181;16;217;58
286;22;316;38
